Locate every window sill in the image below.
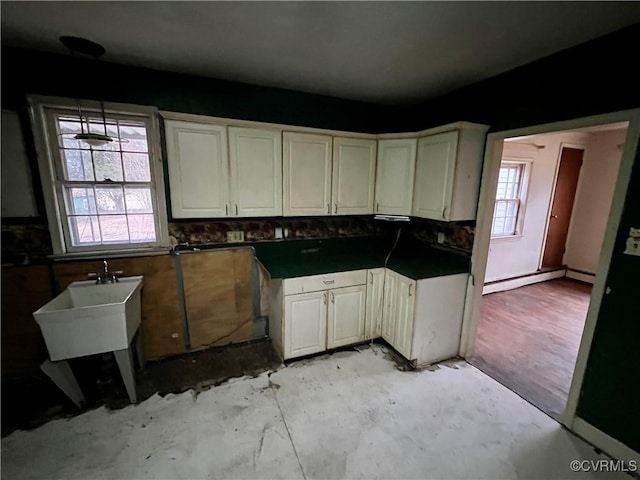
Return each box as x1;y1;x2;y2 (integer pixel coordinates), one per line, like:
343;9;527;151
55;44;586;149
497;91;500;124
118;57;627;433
48;247;172;262
490;234;524;242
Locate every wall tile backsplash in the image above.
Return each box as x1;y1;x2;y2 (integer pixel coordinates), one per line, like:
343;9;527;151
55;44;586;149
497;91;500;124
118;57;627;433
1;216;475;263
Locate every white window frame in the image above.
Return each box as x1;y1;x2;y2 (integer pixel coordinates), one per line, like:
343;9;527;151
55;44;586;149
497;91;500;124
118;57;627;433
491;159;532;238
28;95;169;256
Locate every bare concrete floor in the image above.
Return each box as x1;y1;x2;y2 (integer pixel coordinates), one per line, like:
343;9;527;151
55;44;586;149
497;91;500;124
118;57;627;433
1;346;627;480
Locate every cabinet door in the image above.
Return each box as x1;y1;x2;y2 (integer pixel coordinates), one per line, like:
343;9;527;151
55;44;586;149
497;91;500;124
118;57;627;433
374;139;417;216
381;270;398;344
327;285;366;349
394;274;416;360
165;121;229;218
413;131;459;220
332;138;376;215
283;132;332;216
229;127;282;217
364;268;385;340
284;291;327;359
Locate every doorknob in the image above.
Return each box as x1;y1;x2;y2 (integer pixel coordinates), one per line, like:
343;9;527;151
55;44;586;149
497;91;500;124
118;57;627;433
551;214;558;219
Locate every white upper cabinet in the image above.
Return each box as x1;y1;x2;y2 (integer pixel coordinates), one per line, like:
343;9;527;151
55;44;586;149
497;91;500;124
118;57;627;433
283;132;333;216
331;138;377;215
228;127;282;217
165;121;229;218
413;131;459;220
413;127;487;221
375;139;417;216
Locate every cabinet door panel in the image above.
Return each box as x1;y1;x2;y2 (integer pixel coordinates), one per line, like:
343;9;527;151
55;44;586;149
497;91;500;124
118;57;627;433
364;268;385;340
413;131;459;220
165;121;229;218
381;270;398;344
283;132;332;216
327;285;366;349
332;138;376;215
284;292;327;359
375;139;416;216
394;275;416;360
229;127;282;217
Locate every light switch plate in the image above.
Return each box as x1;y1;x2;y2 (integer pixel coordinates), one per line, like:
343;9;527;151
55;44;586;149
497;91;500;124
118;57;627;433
227;231;245;243
623;227;640;256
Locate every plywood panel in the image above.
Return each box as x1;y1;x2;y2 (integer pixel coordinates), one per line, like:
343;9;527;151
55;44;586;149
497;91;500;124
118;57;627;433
180;248;254;349
1;265;52;377
52;255;185;360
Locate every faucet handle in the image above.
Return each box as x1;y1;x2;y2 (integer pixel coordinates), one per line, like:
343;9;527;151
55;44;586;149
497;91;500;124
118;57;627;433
111;270;124;282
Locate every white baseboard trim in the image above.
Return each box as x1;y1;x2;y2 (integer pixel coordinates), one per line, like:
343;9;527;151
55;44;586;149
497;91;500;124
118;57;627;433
483;269;566;295
566;269;596;284
572;417;640;464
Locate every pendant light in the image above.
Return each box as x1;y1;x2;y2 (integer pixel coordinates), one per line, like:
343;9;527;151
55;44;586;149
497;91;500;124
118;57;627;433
59;36;122;148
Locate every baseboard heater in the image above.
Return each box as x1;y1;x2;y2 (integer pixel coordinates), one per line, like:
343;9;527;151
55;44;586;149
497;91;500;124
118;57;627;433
483;268;566;295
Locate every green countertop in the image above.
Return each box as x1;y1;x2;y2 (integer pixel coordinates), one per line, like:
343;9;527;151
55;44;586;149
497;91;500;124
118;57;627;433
252;236;469;280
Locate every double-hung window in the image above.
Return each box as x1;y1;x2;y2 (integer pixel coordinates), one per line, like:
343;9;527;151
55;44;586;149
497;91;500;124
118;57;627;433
491;161;529;237
30;97;168;255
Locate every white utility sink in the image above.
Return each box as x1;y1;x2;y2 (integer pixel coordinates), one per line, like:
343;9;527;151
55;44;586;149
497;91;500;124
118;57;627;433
34;276;144;361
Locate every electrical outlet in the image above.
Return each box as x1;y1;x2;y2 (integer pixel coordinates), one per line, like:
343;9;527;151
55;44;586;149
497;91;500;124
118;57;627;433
227;231;245;243
275;227;283;239
623;227;640;256
437;232;445;244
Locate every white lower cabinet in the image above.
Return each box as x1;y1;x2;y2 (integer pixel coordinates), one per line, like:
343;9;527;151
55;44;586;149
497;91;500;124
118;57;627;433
271;270;367;360
284;291;327;359
364;268;385;340
327;285;366;349
381;270;467;366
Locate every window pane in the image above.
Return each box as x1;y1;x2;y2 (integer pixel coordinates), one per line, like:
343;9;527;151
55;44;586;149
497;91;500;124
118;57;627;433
125;187;153;213
496;183;506;199
507;201;519;217
93;150;123;181
99;215;130;243
122;152;151;181
69;216;101;245
65;187;97;215
118;122;148;152
495;201;507;217
62;149;94;181
95;186;126;214
504;217;516;235
494;218;505;233
128;214;156;242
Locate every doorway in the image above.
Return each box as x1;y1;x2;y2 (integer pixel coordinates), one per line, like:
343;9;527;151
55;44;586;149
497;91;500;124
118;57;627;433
462;115;637;431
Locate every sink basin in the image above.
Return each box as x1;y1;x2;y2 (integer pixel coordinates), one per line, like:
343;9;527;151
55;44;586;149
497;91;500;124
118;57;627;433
33;276;143;361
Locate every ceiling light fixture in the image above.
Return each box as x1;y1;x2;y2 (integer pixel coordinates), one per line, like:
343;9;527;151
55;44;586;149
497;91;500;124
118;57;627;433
59;35;123;148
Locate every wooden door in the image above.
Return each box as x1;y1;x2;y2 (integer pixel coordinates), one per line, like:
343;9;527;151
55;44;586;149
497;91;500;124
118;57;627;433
228;127;282;217
412;131;459;220
283;132;332;216
284;291;327;359
327;285;366;348
332;138;376;215
165;121;229;218
181;249;254;350
374;139;417;215
381;270;398;343
394;274;416;360
364;268;386;340
542;147;584;268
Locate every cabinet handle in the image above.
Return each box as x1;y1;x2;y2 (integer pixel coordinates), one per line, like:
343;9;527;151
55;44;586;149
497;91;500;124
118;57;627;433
225;204;228;216
323;292;327;304
323;279;335;285
369;272;373;284
442;206;447;219
334;203;338;214
376;203;380;212
235;204;239;216
327;203;330;214
330;292;335;303
409;284;413;297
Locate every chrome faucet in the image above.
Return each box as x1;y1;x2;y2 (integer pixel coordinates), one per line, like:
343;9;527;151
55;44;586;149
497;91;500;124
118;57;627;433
88;260;124;284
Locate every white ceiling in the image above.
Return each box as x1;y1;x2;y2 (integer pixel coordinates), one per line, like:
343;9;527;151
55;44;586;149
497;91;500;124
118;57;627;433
2;2;639;105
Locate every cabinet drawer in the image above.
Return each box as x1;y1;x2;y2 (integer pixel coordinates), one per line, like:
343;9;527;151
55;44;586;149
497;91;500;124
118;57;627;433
284;270;367;295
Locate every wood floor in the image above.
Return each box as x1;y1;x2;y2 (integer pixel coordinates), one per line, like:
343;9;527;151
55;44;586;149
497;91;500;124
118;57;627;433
469;278;591;420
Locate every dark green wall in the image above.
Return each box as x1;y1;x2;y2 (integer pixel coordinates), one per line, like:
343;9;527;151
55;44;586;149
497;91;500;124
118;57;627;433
1;47;412;134
412;24;640;452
